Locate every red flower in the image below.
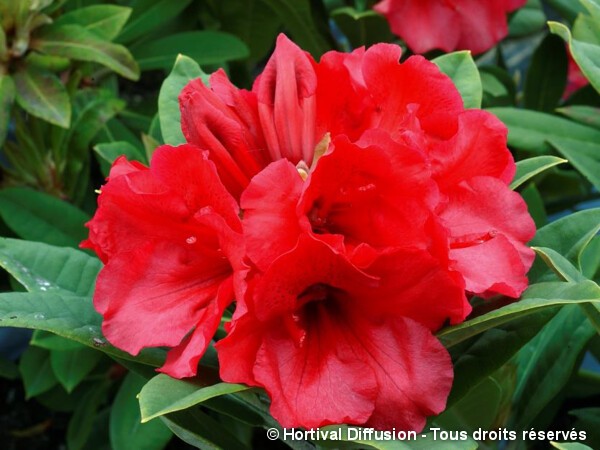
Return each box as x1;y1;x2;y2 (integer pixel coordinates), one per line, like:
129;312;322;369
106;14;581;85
217;236;461;431
82;145;242;378
374;0;527;54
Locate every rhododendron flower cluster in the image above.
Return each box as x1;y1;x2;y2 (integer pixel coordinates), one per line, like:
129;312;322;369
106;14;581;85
83;35;535;432
374;0;527;55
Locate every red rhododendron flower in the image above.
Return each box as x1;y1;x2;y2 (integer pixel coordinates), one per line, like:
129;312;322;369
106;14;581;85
82;145;242;378
85;33;536;432
374;0;527;54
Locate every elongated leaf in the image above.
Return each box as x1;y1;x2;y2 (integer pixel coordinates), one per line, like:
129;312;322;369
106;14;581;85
433;51;482;109
13;65;70;128
533;247;587;283
51;346;103;392
508;0;546;37
0;238;100;296
32;330;86;351
33;24;139;80
139;374;248;422
117;0;193;44
110;372;172;450
19;345;58;398
512;306;596;429
551;443;594;450
487;107;600;153
54;5;132;40
511;155;567;189
0;292;165;367
331;7;392;49
550;21;600;94
261;0;331;57
557;106;600;130
133;31;248;71
546;0;587;23
523;34;568;111
158;54;208;146
67;381;110;450
0;75;15;147
94;141;147;176
438;280;600;347
550;137;600;191
0;188;90;248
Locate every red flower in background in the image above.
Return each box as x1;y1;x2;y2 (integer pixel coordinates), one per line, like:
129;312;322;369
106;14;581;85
85;34;536;431
374;0;527;54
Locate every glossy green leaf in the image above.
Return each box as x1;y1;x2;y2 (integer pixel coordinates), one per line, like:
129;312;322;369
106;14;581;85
511;156;567;189
550;137;600;191
117;0;193;44
161;409;251;450
261;0;331;57
13;66;70;128
0;292;165;367
512;306;595;429
551;443;594;450
557;106;600;130
133;31;248;71
33;24;139;80
0;238;100;296
110;372;172;450
524;34;568;111
521;183;547;227
331;7;392;48
211;0;282;62
94;141;147;176
0;188;89;248
19;345;58;398
508;0;546;37
67;381;110;450
0;75;15;147
550;21;600;94
31;330;86;351
438;280;600;347
533;247;587;283
582;236;600;279
51;346;103;392
54;5;132;40
139;374;248;422
158;54;208;146
433;51;482;109
488;107;600;153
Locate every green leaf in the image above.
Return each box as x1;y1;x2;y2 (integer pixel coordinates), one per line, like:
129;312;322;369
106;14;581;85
51;346;103;392
110;372;172;450
521;183;547;228
158;54;208;146
331;7;392;49
511;155;567;189
161;409;251;450
116;0;193;44
94;141;147;176
133;31;249;71
0;238;100;296
261;0;331;58
33;24;139;80
487;107;600;153
550;21;600;94
53;5;132;40
139;374;248;422
31;330;85;351
551;443;594;450
512;306;596;429
0;75;15;147
210;0;282;62
67;381;110;450
0;188;90;248
0;354;19;380
545;0;587;23
549;137;600;191
557;105;600;129
524;33;568;111
0;292;165;367
433;51;482;109
533;247;587;283
508;0;546;37
13;65;70;128
19;345;58;398
438;280;600;347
